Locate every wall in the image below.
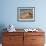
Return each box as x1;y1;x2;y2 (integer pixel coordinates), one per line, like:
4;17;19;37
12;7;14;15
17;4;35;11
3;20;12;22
0;0;46;45
0;0;46;29
0;0;46;44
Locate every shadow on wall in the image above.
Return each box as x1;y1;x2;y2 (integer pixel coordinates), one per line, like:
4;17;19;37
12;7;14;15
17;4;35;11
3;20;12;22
0;24;7;43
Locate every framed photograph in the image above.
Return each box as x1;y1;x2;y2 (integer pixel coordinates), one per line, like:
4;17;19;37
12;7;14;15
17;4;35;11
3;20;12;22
17;7;35;22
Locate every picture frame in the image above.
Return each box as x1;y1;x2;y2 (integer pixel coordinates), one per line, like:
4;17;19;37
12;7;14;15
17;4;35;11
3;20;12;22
17;7;35;22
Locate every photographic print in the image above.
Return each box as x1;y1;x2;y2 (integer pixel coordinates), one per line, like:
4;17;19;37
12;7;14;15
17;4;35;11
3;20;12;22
17;7;35;22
